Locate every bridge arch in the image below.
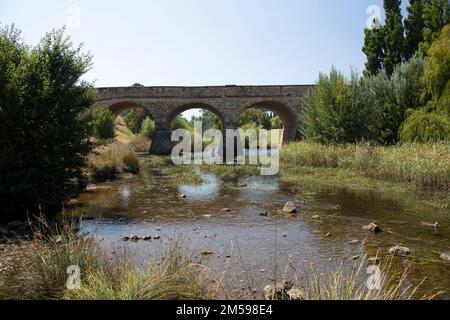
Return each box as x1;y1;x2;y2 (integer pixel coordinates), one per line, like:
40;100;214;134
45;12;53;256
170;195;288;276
105;101;153;119
166;102;225;128
240;100;299;142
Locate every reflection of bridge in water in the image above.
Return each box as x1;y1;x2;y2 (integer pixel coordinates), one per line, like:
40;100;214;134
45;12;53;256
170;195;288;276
94;85;314;155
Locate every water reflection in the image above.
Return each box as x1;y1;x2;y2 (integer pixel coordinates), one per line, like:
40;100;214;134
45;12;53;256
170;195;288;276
75;158;450;299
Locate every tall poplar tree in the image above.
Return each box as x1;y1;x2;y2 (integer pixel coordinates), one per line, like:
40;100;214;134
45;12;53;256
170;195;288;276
363;18;385;77
404;0;425;59
383;0;405;75
418;0;450;56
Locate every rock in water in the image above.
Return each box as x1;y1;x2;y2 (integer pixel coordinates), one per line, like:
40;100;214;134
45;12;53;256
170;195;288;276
201;251;214;256
440;252;450;262
130;235;140;242
283;202;297;214
388;245;411;256
141;236;152;241
121;236;130;241
349;239;360;245
153;235;161;240
362;223;382;233
262;281;293;300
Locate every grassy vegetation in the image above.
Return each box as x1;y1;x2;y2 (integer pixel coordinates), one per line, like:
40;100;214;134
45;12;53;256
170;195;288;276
285;254;444;300
87;142;140;182
281;142;450;191
201;163;260;183
144;157;203;185
0;219;219;300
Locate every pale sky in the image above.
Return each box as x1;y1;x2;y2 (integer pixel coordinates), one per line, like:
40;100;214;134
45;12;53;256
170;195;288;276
0;0;408;118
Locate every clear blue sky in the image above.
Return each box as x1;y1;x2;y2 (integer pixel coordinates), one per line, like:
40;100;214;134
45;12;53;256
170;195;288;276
0;0;409;88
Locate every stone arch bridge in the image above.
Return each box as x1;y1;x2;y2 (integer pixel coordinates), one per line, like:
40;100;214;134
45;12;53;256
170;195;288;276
94;85;314;155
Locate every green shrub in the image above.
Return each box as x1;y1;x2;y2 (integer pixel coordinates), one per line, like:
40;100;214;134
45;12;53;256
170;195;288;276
303;68;378;144
172;116;193;131
124;109;146;134
140;117;155;139
88;107;115;141
399;108;450;143
270;117;283;129
0;26;94;219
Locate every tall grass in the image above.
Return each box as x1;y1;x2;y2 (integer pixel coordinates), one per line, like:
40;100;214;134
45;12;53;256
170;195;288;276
0;218;219;300
286;254;444;300
88;142;140;181
281;142;450;190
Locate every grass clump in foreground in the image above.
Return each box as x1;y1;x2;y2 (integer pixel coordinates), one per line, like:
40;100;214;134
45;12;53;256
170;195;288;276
0;218;219;300
281;142;450;191
284;254;444;300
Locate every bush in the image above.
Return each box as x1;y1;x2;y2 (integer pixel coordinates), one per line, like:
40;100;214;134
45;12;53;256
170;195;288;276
122;151;140;174
132;134;150;153
303;68;378;144
172;116;193;131
270;117;283;129
0;26;94;219
124;109;146;134
399;108;450;143
140;117;155;139
87;107;115;141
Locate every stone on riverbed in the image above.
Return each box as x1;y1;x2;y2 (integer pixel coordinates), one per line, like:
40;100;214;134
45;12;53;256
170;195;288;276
201;251;214;256
283;202;297;214
153;235;161;240
141;236;152;241
263;281;293;300
121;236;130;241
349;239;360;245
388;245;411;256
221;208;231;212
362;223;382;233
440;252;450;262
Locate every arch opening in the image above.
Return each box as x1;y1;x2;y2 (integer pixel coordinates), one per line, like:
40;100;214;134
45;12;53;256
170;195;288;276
240;101;299;146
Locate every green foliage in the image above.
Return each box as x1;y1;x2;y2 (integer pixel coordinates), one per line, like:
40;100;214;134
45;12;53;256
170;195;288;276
238;108;271;129
418;0;450;56
362;25;385;77
270;117;283;129
404;0;425;60
0;25;94;219
383;0;405;76
422;24;450;114
360;56;426;144
190;110;221;131
140;117;155;139
87;107;115;141
303;68;379;144
172;116;193;131
399;108;449;142
124;108;146;134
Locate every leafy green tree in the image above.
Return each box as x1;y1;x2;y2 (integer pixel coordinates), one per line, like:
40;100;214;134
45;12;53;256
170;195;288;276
362;56;426;144
87;107;115;141
172;116;193;131
270;117;283;129
303;68;379;144
362;22;385;76
140;117;156;139
124;108;146;134
0;26;94;219
422;23;450;115
190;110;221;131
383;0;405;76
418;0;450;56
404;0;425;59
238;108;271;129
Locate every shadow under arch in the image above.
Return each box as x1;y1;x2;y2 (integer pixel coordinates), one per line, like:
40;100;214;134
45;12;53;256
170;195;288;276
106;101;153;119
242;100;299;142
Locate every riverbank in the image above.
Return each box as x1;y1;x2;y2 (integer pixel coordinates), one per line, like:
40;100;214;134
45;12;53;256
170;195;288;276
280;142;450;194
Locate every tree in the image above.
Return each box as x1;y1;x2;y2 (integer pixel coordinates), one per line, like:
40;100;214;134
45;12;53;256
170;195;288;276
404;0;425;60
363;20;385;76
140;117;156;139
238;109;271;130
124;108;146;134
87;107;115;141
418;0;450;56
302;68;379;144
0;26;94;219
422;23;450;115
383;0;405;76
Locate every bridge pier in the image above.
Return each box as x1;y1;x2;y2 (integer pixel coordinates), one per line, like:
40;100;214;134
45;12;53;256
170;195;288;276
149;122;173;155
